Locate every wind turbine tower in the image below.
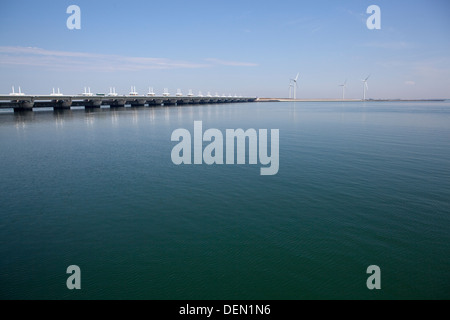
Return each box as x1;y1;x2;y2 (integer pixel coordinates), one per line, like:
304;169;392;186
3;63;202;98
339;79;347;100
362;75;370;101
290;73;299;99
289;82;294;99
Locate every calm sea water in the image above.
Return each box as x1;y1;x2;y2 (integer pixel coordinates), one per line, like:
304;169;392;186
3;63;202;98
0;101;449;300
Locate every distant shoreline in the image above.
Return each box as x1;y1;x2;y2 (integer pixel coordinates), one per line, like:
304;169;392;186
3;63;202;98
256;98;447;102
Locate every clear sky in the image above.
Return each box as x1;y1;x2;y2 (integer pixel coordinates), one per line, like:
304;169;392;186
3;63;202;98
0;0;449;99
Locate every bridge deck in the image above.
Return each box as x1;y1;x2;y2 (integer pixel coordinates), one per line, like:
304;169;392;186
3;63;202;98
0;95;256;111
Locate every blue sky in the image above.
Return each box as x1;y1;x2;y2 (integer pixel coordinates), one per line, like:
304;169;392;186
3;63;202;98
0;0;449;98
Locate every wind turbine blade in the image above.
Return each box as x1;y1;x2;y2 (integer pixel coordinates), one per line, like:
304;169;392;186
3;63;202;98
365;74;371;81
295;73;299;81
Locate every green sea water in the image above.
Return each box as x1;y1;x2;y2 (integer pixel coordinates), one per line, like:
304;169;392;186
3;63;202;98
0;101;449;300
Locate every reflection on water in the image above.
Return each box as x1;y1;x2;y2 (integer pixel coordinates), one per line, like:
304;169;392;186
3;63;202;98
85;113;96;127
111;110;119;127
2;101;450;130
53;110;69;129
132;109;139;126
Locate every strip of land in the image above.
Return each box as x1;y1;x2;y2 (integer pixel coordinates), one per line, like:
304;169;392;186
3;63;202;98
256;98;446;102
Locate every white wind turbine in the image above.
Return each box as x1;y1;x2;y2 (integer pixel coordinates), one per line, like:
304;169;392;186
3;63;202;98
338;79;347;100
362;75;370;101
290;73;299;99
